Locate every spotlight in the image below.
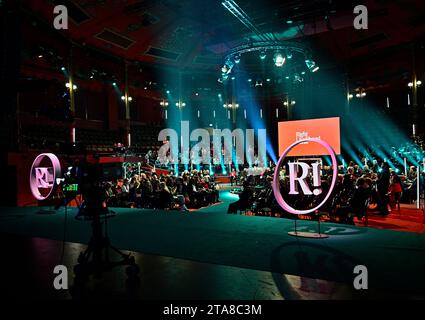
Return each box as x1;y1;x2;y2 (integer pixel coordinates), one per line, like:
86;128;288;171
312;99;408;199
361;92;366;97
128;96;133;101
90;75;94;79
408;82;413;87
73;84;77;90
166;90;170;94
356;93;361;98
273;53;286;67
266;78;271;82
121;96;126;101
247;78;252;82
218;93;222;98
417;80;422;86
286;20;293;24
348;94;354;99
231;76;235;80
61;67;66;71
259;50;267;60
255;80;263;87
286;50;293;59
285;76;290;80
112;82;117;86
301;71;306;75
291;100;296;105
305;59;319;72
65;83;70;88
221;60;234;75
234;54;241;64
38;54;43;58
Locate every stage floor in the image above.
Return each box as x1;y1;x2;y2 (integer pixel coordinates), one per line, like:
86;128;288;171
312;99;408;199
0;191;424;298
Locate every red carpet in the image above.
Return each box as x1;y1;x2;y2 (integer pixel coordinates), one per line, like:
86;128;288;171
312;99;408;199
354;204;425;233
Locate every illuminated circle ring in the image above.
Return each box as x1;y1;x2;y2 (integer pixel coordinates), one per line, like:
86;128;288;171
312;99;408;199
29;153;61;201
272;138;338;215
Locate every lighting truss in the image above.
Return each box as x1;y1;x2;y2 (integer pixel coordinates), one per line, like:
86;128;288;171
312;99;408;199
221;0;272;41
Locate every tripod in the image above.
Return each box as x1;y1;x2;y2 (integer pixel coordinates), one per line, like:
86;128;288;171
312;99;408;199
73;206;139;280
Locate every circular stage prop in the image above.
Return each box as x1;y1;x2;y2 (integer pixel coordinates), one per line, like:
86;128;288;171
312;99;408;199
272;138;338;239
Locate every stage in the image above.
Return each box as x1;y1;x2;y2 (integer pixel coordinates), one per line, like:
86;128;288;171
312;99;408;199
1;191;424;298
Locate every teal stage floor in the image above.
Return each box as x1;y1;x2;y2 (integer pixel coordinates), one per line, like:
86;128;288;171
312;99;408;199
1;191;424;294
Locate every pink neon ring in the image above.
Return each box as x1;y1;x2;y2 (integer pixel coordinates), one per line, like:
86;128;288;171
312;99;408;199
272;138;338;215
29;153;62;201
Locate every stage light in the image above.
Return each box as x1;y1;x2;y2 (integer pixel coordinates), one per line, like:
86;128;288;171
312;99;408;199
112;82;117;86
121;96;125;100
195;92;199;96
218;93;222;98
361;92;366;97
408;82;413;87
291;100;296;105
285;76;290;79
273;53;286;67
90;75;94;79
255;80;263;87
286;50;293;59
266;78;271;82
234;54;241;64
166;90;170;94
61;67;66;71
231;76;235;80
248;78;252;82
65;83;70;88
73;84;77;90
38;54;43;58
417;80;422;86
160;100;169;107
348;94;354;99
286;20;293;24
128;97;133;101
305;59;319;72
301;71;305;75
259;50;267;60
176;101;186;108
356;93;361;98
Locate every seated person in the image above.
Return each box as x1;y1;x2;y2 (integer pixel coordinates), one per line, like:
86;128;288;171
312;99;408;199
227;181;253;214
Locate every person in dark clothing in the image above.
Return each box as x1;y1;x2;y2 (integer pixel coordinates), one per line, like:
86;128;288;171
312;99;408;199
350;178;372;220
377;162;390;215
227;181;253;214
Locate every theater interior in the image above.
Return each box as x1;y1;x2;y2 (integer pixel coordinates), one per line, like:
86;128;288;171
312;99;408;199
1;0;425;301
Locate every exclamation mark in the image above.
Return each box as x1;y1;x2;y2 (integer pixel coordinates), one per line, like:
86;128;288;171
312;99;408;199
311;162;322;195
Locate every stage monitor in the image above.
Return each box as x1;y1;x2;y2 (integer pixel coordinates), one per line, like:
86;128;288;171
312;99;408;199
278;117;341;156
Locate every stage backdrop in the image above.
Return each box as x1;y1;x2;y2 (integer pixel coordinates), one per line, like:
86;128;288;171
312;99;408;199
278;117;341;156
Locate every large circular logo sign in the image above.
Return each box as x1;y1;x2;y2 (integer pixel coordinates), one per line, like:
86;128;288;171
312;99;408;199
30;153;61;200
272;138;338;214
